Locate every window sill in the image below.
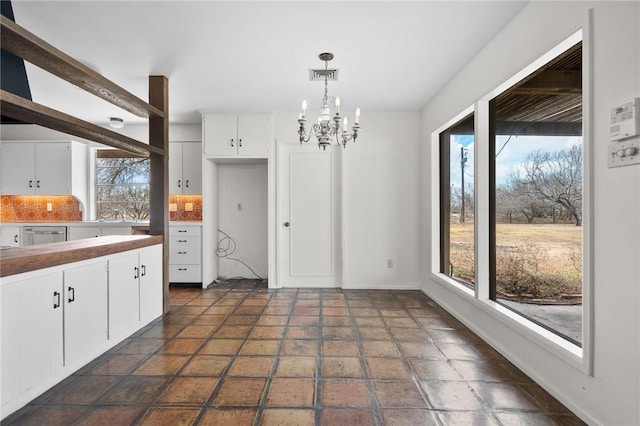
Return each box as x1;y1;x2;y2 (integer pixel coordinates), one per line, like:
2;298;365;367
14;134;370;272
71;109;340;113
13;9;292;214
427;272;586;373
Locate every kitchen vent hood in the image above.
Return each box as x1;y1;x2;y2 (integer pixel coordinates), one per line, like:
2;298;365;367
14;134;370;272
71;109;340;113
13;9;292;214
1;0;33;125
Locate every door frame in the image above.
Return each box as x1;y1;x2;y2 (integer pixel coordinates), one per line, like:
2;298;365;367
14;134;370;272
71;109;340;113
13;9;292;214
276;141;342;288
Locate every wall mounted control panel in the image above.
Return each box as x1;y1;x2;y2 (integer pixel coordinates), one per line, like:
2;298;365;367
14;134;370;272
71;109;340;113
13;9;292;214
608;98;640;168
610;98;640;141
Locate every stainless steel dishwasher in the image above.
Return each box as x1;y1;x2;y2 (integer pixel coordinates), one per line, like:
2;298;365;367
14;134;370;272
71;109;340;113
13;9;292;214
22;226;67;246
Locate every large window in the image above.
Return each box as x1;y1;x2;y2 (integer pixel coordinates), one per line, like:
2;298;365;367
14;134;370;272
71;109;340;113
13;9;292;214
95;150;150;221
440;113;475;288
490;42;583;345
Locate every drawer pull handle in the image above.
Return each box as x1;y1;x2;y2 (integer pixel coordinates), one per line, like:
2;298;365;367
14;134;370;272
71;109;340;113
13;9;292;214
53;291;60;309
28;180;33;188
134;266;140;279
141;265;147;277
178;251;187;254
231;138;234;147
177;179;181;188
178;230;187;233
185;180;190;188
14;234;18;243
68;286;75;303
178;268;188;271
177;239;187;243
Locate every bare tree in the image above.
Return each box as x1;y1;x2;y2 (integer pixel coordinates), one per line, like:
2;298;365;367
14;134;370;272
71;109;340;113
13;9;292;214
96;157;150;221
520;145;583;226
500;174;552;223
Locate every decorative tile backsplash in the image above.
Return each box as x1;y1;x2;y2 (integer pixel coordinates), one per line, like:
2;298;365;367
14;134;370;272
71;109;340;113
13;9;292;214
0;195;83;222
169;195;203;222
1;194;203;222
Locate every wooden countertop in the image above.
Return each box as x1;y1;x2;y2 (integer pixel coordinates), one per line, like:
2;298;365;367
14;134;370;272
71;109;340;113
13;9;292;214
0;235;163;278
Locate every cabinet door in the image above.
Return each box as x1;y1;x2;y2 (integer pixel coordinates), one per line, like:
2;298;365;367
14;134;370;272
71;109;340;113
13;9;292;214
139;245;163;324
203;114;237;156
101;226;132;236
1;225;21;247
169;143;183;194
181;142;202;194
1;271;63;406
108;252;140;340
64;260;108;366
67;226;100;241
36;143;70;195
238;114;270;157
1;142;36;194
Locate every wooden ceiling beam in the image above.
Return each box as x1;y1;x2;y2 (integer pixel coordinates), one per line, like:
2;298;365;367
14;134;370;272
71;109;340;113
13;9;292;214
0;89;162;157
511;70;582;95
0;15;164;119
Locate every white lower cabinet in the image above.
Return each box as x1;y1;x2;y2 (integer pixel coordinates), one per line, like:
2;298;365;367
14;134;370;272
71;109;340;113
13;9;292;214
139;245;163;324
67;225;132;241
1;225;21;247
63;260;108;366
108;245;163;340
169;223;202;283
1;270;64;409
1;243;162;419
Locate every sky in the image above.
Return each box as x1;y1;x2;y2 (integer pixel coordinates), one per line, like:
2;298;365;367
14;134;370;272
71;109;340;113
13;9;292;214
450;134;582;189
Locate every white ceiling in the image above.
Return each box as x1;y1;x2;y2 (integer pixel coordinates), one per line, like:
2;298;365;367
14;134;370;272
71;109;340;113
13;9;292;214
11;1;528;125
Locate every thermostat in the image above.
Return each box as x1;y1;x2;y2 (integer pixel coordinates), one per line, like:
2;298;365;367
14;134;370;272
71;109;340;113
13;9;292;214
610;98;640;141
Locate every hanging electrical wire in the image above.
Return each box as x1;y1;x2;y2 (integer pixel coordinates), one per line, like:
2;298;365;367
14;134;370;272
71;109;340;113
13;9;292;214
216;229;263;279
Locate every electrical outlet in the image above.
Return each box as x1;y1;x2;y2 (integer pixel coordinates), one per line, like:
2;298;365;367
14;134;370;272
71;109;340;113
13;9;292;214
387;259;393;269
169;203;177;212
46;202;53;212
185;203;194;211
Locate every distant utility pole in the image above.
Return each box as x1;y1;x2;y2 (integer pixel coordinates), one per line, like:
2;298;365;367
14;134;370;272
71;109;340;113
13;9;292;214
460;147;468;223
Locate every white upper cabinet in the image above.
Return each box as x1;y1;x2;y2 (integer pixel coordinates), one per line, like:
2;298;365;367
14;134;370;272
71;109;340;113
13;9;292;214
0;141;87;199
169;141;202;194
203;113;270;157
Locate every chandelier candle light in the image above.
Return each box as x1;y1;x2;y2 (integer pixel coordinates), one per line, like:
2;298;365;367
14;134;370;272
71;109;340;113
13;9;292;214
298;52;361;150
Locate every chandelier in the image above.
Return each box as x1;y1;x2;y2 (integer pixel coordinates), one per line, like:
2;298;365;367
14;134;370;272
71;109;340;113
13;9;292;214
298;52;361;150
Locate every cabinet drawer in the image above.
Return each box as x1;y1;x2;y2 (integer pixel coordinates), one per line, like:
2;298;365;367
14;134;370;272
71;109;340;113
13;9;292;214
169;265;202;282
169;226;201;237
169;245;201;264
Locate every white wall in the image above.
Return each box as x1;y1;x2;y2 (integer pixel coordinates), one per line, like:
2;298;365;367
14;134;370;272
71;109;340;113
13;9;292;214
273;110;422;289
420;2;639;425
217;163;268;279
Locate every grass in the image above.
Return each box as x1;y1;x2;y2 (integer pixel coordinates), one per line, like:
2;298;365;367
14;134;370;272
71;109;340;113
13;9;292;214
448;222;582;300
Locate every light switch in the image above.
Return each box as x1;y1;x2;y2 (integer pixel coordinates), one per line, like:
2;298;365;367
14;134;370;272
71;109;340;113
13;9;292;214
169;203;177;212
185;203;194;211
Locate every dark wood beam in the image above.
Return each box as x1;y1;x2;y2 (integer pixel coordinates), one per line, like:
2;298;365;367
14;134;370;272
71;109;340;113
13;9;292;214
0;15;164;119
511;70;581;95
0;89;163;156
496;121;582;136
148;75;170;314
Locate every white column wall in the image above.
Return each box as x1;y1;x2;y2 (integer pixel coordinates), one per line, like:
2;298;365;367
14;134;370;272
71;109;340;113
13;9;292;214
420;2;639;425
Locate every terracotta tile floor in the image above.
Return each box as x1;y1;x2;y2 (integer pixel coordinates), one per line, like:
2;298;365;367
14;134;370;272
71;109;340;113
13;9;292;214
4;280;586;425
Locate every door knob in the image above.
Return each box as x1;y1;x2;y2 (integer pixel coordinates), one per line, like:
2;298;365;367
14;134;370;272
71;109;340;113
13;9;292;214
284;222;290;227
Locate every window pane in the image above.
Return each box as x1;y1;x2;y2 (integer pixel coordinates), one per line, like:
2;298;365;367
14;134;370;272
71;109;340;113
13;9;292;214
491;42;582;345
440;113;475;288
95;156;150;221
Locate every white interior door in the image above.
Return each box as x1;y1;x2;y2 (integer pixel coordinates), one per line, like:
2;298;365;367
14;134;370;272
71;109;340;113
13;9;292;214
278;143;340;287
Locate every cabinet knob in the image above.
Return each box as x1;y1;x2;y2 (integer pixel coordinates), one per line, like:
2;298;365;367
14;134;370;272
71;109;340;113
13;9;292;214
284;221;290;227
